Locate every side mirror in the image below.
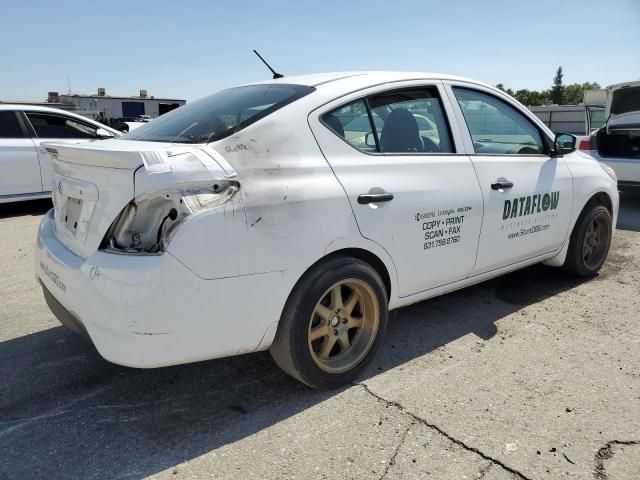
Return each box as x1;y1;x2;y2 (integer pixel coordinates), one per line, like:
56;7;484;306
553;133;576;155
96;128;115;139
365;132;377;147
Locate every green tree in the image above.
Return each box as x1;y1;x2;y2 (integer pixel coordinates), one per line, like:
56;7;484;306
495;83;515;96
550;67;565;104
563;82;601;104
513;89;549;106
513;89;533;105
495;77;598;106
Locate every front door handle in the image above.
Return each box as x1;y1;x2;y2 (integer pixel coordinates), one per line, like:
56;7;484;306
357;193;394;204
491;180;514;191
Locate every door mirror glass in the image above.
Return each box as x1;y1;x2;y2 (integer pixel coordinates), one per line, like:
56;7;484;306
554;133;576;155
365;132;377;147
96;128;115;139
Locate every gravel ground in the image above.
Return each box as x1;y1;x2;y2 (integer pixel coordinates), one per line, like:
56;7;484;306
1;193;639;480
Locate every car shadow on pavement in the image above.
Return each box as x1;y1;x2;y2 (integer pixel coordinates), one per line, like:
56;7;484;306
617;191;640;232
0;264;591;479
0;199;52;219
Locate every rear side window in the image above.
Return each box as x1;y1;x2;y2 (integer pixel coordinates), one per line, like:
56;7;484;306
369;89;454;153
124;84;315;144
0;111;25;138
322;87;454;154
453;88;545;155
323;100;378;153
26;113;98;139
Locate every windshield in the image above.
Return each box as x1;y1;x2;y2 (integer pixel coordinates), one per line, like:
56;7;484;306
123;84;314;144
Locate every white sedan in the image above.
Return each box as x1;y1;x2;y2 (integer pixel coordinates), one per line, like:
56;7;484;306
0;105;121;203
35;72;618;389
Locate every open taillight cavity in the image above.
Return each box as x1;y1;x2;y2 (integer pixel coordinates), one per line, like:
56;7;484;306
101;180;239;254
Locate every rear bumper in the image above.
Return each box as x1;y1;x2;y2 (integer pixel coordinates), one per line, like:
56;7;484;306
35;210;299;368
40;281;90;339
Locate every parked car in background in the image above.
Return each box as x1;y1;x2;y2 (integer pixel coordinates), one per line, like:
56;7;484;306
0;105;121;203
583;88;607;135
109;116;149;133
36;72;618;389
579;81;640;190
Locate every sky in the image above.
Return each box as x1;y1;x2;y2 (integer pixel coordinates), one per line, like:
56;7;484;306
1;0;639;102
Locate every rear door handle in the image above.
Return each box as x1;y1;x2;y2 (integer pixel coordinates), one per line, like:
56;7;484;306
357;193;394;204
491;180;514;190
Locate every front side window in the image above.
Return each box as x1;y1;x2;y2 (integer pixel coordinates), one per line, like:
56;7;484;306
453;88;545;155
322;87;454;154
26;113;97;139
124;84;315;144
0;111;24;138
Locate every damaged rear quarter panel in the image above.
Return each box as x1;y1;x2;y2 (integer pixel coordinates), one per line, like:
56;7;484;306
213;113;360;277
131;147;251;279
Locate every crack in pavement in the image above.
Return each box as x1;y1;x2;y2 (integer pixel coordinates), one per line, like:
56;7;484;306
357;382;531;480
379;422;414;480
594;439;640;480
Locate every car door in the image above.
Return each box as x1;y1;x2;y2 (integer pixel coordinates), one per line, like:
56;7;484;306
23;111;100;193
444;82;573;275
0;110;42;197
309;83;484;297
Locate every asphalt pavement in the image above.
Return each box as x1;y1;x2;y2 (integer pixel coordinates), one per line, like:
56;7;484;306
1;193;639;479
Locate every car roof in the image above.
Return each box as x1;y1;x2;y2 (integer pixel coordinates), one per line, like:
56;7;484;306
239;71;555;140
242;71;492;90
0;104;85;113
0;104;120;135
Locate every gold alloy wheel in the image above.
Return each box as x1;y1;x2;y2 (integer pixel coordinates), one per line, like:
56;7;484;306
307;278;380;374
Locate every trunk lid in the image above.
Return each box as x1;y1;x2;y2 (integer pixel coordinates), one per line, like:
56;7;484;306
45;139;235;258
606;112;640;133
606;82;640;133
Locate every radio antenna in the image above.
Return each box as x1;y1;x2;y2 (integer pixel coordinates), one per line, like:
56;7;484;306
253;50;284;79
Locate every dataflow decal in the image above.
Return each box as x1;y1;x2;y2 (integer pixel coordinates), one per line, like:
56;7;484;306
503;192;560;220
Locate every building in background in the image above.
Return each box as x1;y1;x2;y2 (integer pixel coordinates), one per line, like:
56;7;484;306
1;89;186;122
52;89;186;120
528;105;586;135
528;89;607;136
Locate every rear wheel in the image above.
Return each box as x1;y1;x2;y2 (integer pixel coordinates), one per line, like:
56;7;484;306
270;256;388;390
563;204;612;277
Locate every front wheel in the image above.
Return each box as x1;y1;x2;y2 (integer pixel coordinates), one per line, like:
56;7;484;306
563;204;612;277
270;256;388;390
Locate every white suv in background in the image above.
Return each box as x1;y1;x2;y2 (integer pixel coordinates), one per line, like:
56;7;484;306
0;105;120;203
578;81;640;190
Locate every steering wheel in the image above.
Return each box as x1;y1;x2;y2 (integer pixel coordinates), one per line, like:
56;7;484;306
421;136;440;153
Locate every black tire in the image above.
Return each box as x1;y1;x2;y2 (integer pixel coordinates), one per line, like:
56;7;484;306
563;203;612;277
270;255;388;390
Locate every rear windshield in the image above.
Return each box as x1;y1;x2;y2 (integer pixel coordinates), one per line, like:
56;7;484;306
123;84;314;144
